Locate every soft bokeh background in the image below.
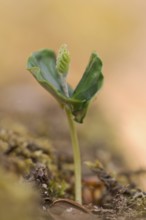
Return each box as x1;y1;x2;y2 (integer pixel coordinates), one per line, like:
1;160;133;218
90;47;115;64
1;0;146;171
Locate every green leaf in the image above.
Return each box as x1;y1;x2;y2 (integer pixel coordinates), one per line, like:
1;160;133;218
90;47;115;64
27;49;73;104
72;52;103;101
70;52;103;123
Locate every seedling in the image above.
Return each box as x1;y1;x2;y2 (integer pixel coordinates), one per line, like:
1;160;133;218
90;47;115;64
27;44;103;204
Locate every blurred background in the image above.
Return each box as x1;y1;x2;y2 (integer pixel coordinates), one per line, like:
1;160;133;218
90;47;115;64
1;0;146;171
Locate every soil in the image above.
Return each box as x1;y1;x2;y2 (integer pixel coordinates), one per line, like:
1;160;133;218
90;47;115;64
1;106;146;220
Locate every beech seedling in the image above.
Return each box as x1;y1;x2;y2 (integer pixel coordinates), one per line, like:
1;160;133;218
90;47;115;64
27;44;103;204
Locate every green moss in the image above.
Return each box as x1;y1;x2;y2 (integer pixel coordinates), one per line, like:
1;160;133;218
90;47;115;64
0;127;55;176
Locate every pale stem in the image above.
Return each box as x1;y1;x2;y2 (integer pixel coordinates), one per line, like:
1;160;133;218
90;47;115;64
59;74;82;204
65;107;82;204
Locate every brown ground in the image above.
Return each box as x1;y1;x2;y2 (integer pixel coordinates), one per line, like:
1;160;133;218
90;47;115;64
1;104;146;220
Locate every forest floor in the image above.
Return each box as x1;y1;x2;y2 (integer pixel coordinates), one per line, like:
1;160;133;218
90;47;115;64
1;105;146;220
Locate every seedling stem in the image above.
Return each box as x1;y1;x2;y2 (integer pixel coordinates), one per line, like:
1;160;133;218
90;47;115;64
65;107;82;204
